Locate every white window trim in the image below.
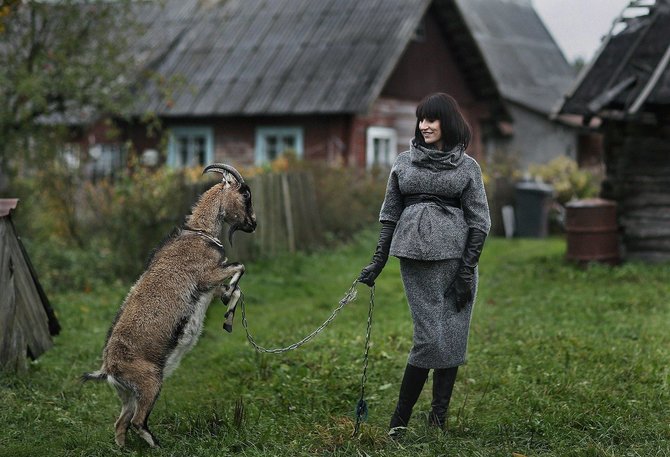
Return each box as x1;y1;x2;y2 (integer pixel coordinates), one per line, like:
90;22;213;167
255;126;304;165
167;126;214;168
366;126;398;168
89;143;126;177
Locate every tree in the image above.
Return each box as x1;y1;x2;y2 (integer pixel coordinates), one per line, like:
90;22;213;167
0;0;139;174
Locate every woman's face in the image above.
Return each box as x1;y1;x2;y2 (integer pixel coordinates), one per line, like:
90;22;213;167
419;118;442;145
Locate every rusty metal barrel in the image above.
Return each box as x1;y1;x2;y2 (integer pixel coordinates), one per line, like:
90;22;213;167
565;198;620;265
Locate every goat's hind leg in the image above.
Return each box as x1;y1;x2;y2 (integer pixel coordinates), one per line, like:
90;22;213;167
125;367;162;448
112;380;136;447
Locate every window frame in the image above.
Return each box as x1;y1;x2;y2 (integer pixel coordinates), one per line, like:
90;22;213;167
366;126;398;168
255;126;304;165
167;126;214;168
88;143;126;178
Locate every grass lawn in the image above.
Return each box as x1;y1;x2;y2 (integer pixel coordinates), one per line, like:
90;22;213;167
1;229;669;456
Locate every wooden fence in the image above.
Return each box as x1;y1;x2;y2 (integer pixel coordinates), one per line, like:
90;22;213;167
198;171;324;260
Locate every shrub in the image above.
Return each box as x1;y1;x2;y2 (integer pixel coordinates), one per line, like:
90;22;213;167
8;162;206;288
308;163;387;242
7;154;388;292
528;155;602;205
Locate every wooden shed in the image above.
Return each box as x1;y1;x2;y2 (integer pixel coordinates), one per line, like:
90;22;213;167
559;0;670;262
0;199;60;372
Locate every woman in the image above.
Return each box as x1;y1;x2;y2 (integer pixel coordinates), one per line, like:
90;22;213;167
358;92;490;437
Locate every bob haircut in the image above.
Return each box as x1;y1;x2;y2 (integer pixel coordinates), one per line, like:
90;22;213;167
414;93;471;151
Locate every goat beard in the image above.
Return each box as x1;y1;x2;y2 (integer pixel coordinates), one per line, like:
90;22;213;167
227;223;250;246
228;224;240;246
228;222;255;246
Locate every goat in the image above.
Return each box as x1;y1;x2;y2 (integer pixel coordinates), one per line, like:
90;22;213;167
82;163;256;448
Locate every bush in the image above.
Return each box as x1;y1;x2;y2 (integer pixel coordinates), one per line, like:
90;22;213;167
309;164;387;242
81;165;203;278
8;162;206;289
6;155;388;292
528;156;601;205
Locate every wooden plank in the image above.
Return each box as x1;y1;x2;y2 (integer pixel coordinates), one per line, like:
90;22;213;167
620;218;670;238
281;173;296;253
291;173;310;249
6;232;53;359
0;221;25;372
270;173;279;255
304;172;323;245
9;218;59;335
298;172;321;249
274;173;288;254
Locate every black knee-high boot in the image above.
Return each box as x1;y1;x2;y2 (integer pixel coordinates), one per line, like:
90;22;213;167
389;363;429;433
429;366;458;429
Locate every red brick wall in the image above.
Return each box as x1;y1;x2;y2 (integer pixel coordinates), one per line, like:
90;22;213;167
151;115;353;168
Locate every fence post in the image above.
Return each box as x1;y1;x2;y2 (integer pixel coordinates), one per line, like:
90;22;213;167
281;173;296;253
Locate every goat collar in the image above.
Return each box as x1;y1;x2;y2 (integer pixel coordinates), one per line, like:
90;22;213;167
183;227;224;249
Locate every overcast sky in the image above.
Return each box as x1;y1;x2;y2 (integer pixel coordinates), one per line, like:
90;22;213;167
533;0;632;63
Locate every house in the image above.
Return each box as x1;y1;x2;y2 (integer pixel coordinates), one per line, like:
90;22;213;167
447;0;581;168
115;0;507;172
558;0;670;262
79;0;577;175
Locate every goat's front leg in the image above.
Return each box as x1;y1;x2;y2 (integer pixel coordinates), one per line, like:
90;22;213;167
220;285;242;333
210;262;245;333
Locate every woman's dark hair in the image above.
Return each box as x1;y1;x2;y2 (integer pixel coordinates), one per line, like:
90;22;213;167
414;92;471;151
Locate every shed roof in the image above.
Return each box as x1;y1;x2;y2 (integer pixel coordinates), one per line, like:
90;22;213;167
560;0;670;117
132;0;432;116
454;0;576;115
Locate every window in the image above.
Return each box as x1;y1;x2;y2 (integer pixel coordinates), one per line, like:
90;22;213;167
167;127;214;168
89;143;126;178
255;127;304;164
366;126;397;168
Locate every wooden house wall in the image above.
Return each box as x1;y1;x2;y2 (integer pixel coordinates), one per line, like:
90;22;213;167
381;10;482;107
601;113;670;262
379;9;492;161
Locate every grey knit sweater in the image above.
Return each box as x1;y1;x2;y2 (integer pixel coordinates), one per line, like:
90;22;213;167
379;143;491;260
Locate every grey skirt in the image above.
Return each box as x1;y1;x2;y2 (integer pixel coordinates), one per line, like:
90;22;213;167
399;257;477;369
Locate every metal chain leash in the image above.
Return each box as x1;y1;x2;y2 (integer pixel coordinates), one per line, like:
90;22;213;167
240;278;361;353
353;283;375;436
238;277;375;436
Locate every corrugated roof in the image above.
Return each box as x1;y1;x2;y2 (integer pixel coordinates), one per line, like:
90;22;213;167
132;0;431;116
560;0;670;117
454;0;576;115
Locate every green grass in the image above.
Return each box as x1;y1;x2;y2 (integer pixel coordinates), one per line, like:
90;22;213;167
1;230;670;456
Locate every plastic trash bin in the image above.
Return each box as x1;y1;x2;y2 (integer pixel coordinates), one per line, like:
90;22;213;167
514;180;554;238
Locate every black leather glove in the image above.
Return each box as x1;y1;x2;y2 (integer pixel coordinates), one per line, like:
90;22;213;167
358;221;396;286
448;228;487;311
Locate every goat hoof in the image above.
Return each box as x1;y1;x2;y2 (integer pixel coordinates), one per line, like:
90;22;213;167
223;322;233;333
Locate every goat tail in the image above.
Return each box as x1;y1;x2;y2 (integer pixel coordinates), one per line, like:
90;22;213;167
81;369;108;383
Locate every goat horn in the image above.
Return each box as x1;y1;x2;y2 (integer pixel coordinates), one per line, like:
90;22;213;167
202;163;245;184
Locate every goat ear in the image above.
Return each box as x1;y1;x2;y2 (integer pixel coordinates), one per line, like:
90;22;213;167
221;172;233;187
222;172;243;189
